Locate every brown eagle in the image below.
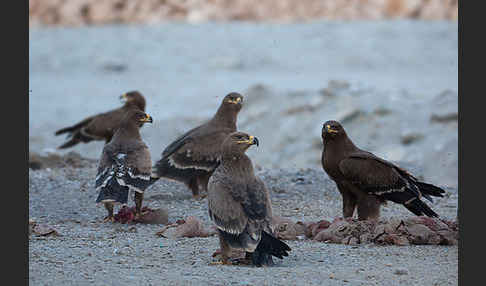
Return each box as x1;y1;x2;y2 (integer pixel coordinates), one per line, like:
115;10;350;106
95;109;153;222
321;120;445;220
151;92;243;199
208;132;291;266
54;91;146;149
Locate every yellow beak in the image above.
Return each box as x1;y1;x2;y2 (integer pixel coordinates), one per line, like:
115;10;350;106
237;135;259;146
120;94;128;103
140;114;153;123
228;97;242;104
326;125;339;133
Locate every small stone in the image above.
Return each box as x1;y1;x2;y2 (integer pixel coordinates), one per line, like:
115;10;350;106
401;132;425;145
430;113;458;123
393;268;409;275
102;63;127;73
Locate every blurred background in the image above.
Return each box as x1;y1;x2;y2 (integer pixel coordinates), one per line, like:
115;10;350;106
29;0;458;188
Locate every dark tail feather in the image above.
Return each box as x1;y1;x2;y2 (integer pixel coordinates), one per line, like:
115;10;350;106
250;250;274;267
422;194;434;203
55;126;77;136
57;131;94;149
404;199;439;218
416;182;446;198
58;138;81;149
251;231;291;266
55;117;93;136
96;180;130;205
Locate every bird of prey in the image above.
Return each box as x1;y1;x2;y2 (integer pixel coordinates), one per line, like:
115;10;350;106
321;120;445;220
207;132;291;266
95;109;154;222
151;92;243;199
54;91;147;149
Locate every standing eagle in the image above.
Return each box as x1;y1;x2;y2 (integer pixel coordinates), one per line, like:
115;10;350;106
321;120;445;220
54;91;146;149
207;132;291;266
95;109;153;222
151;92;243;199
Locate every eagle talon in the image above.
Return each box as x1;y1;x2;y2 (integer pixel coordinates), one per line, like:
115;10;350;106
196;194;207;200
103;216;115;223
209;260;233;266
211;249;222;258
231;257;252;265
193;193;207;201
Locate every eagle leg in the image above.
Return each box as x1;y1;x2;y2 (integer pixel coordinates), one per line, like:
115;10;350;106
230;252;253;265
134;192;144;219
103;202;115;223
357;195;381;220
196;173;212;199
187;177;201;198
342;192;357;218
209;232;233;265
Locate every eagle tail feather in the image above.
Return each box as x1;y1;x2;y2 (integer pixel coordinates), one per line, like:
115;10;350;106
416;181;445;198
57;131;94;149
251;231;291;266
96;179;130;205
404;199;439;218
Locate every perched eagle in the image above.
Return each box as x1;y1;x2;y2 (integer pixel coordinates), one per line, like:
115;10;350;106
54;91;146;149
151;92;243;199
321;120;445;220
208;132;291;266
95;109;154;222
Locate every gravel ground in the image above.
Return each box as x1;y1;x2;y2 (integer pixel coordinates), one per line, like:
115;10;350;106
29;163;458;286
29;20;458;285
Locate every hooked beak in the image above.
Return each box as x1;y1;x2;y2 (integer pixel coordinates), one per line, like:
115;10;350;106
227;97;243;104
325;124;339;134
140;114;153;123
237;135;259;147
249;135;259;147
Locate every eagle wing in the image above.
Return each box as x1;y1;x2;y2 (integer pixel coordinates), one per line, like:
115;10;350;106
338;152;440;217
96;141;152;194
208;175;270;237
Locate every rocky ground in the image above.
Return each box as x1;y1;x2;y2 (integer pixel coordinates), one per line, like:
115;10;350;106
29;0;458;27
29;20;458;285
29;158;458;285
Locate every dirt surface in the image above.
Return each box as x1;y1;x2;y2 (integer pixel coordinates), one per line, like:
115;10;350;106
29;0;458;27
29;163;458;285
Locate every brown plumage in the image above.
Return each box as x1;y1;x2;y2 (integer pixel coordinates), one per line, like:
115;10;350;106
54;91;146;149
208;132;291;266
95;109;154;222
151;92;243;199
321;120;445;220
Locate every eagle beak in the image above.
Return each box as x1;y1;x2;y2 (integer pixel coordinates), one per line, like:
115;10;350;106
237;135;259;146
228;97;242;104
140;114;153;123
326;125;339;134
250;136;259;147
120;94;128;103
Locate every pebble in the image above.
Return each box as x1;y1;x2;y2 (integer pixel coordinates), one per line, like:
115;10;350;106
393;268;409;275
